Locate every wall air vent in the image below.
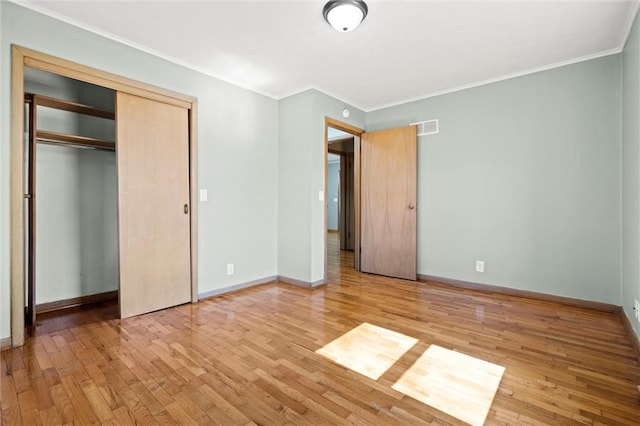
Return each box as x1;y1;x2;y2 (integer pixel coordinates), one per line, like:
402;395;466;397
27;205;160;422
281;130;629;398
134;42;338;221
410;119;439;136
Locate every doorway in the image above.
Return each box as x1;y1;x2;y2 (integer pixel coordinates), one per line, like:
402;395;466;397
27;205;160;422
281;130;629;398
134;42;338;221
327;130;355;250
324;118;363;282
324;118;418;284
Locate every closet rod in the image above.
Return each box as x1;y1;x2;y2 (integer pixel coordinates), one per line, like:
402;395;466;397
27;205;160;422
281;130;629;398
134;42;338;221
36;130;115;151
25;93;115;120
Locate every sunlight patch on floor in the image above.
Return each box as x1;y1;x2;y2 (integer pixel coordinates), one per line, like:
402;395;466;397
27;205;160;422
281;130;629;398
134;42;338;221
392;345;505;426
316;322;418;380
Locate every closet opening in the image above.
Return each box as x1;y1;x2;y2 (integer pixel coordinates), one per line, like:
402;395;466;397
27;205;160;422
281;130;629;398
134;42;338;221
23;67;118;326
12;46;199;347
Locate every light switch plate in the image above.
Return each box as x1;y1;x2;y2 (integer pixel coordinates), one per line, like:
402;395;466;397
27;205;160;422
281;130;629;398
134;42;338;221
200;189;208;201
318;190;324;202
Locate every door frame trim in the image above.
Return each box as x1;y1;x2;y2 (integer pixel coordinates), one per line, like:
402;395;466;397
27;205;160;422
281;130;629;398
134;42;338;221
324;118;363;283
10;45;199;346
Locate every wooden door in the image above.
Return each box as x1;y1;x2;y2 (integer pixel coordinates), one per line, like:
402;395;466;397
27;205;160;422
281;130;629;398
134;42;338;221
116;92;191;318
360;126;417;280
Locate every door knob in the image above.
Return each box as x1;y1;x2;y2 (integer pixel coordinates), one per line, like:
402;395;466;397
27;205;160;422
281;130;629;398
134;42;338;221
408;203;415;210
184;204;189;214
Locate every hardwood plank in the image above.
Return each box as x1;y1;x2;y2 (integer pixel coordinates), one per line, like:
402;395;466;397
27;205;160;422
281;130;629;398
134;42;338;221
110;405;135;424
2;233;639;425
37;406;62;425
49;383;76;424
59;375;99;424
116;390;159;426
161;402;200;424
29;376;54;410
1;375;19;410
1;405;23;425
17;389;40;426
197;383;254;425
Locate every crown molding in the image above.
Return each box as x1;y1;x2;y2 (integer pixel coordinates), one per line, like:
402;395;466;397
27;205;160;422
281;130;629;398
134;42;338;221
9;0;635;114
9;0;278;101
366;48;622;112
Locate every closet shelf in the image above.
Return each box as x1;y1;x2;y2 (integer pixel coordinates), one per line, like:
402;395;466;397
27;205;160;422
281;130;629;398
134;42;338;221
36;130;115;151
25;94;115;120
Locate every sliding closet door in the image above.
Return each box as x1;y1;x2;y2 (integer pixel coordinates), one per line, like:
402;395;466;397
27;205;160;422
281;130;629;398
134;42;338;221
116;92;191;318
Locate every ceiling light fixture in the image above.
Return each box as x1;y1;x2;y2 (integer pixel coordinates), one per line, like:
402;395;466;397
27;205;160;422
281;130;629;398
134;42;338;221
323;0;368;33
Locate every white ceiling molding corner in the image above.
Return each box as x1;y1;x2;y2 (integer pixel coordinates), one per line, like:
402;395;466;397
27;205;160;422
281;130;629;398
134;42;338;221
619;1;640;50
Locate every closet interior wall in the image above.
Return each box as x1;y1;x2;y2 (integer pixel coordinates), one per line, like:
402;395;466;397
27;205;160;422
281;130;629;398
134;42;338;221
24;67;118;315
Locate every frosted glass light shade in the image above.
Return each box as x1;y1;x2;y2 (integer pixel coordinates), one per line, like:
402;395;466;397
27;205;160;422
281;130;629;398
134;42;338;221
323;1;368;32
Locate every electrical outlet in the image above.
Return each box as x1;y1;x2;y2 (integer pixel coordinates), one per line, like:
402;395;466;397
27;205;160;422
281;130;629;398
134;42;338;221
475;260;485;273
227;263;234;275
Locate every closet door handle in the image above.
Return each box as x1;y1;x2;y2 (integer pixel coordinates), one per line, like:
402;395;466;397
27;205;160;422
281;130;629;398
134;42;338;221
184;204;189;214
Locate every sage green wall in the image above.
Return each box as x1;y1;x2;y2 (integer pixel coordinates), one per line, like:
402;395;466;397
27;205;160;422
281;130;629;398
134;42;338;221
0;2;279;339
366;56;622;305
278;92;314;282
622;12;640;338
278;89;364;283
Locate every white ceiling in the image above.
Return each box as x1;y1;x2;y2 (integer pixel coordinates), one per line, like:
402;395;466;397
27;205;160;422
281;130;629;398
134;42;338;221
16;1;639;111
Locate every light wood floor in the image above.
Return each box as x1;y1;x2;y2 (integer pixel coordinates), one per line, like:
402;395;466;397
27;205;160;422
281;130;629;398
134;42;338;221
2;233;639;425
